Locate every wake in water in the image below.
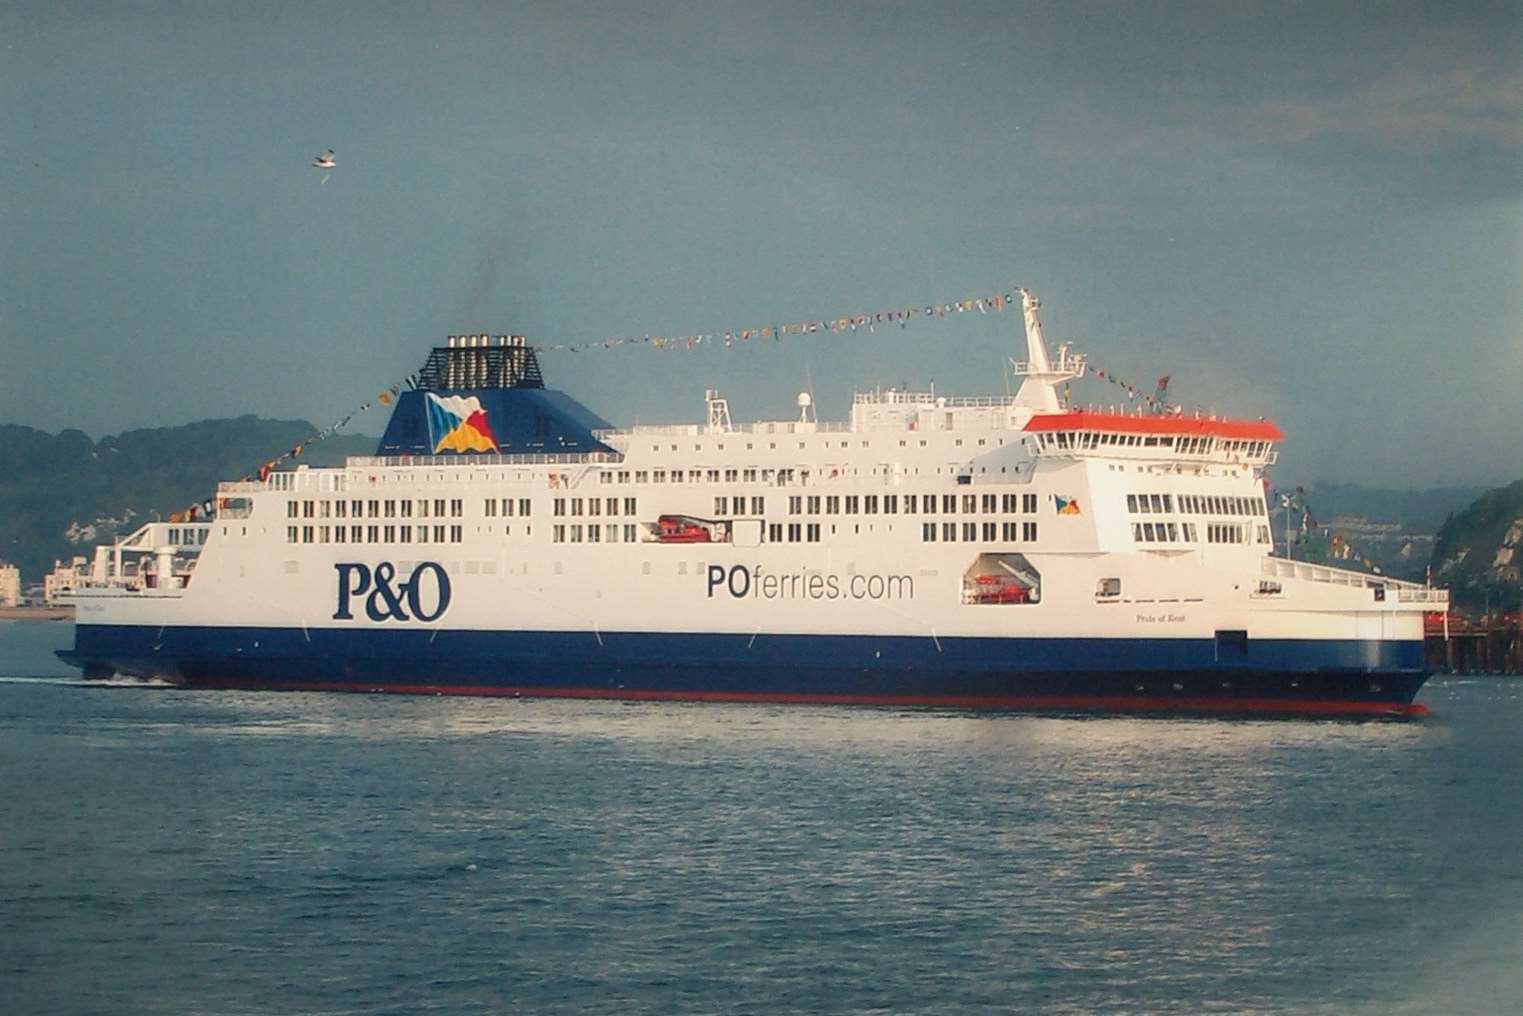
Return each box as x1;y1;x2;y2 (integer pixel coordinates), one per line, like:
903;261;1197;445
0;674;176;689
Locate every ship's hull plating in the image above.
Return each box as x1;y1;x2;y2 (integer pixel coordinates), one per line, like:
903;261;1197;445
60;624;1432;716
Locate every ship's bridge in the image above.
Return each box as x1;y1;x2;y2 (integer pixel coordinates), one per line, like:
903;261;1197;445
1022;410;1281;466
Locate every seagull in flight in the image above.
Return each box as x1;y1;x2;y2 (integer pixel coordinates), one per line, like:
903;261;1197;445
312;149;335;185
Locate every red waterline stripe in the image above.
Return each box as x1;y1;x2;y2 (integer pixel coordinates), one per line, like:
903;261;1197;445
174;679;1428;716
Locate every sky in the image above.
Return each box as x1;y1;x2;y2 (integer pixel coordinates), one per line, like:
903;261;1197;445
3;0;1520;487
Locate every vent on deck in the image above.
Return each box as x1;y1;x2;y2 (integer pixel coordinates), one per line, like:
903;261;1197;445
415;335;545;390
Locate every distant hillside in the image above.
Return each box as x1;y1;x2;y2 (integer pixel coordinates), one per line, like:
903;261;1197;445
1431;479;1523;609
1302;483;1485;532
0;417;376;584
1281;482;1484;580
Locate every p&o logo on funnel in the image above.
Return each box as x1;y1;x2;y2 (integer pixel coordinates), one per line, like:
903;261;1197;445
426;393;499;453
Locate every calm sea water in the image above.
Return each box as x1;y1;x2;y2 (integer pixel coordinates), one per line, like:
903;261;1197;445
3;620;1521;1015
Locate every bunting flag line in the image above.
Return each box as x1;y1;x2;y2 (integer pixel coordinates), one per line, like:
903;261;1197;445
174;375;420;524
1269;488;1382;573
171;280;1191;521
524;285;1032;357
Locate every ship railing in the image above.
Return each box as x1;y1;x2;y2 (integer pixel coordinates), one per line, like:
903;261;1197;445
1261;556;1446;601
595;421;858;438
349;451;624;468
851;391;1017;408
1395;587;1448;604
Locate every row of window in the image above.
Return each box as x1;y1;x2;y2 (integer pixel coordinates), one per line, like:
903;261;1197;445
483;499;536;517
1127;493;1266;517
1132;521;1196;544
1207;523;1247;544
1034;432;1272;457
289;498;469;520
551;497;640;518
714;496;768;516
286;524;466;544
604;467;801;486
286;490;1056;526
1219;439;1272;457
552;524;642;544
781;492;1043;517
922;521;1039;543
1132;521;1273;545
768;522;821;543
1179;494;1265;518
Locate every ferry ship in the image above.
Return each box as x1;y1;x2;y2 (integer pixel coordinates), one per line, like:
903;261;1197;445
59;291;1446;715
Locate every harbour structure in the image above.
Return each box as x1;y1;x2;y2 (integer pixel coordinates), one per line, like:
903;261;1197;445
59;291;1447;714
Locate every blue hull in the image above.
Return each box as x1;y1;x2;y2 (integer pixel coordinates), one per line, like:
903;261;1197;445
59;624;1432;716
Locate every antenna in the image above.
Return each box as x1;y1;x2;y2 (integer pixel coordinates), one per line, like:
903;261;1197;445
1010;289;1086;413
705;389;732;433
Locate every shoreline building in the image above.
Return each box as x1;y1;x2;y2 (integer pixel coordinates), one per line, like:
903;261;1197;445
0;561;20;607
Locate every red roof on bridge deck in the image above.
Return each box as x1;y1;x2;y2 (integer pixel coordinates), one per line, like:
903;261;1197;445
1023;411;1283;441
